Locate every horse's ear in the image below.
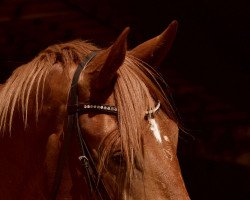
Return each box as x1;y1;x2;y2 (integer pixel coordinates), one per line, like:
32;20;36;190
93;27;130;89
130;20;178;67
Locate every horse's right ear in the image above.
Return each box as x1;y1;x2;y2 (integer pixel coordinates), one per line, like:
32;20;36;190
86;27;129;90
130;20;178;68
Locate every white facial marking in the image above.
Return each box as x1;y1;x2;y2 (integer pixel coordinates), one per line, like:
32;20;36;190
148;118;162;143
163;135;170;142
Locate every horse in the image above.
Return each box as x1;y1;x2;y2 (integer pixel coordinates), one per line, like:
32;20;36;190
0;20;189;200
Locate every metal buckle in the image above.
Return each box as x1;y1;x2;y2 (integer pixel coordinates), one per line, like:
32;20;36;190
79;155;89;168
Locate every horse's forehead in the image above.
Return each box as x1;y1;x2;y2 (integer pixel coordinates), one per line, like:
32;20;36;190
81;114;117;133
78;113;117;151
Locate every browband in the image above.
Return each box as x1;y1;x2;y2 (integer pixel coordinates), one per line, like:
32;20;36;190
68;103;118;115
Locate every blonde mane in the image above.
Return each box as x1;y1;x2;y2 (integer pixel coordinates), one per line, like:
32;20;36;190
0;40;97;135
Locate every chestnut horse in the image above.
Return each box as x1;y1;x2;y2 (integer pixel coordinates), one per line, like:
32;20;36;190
0;20;189;200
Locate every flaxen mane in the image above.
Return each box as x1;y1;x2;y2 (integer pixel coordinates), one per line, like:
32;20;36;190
0;41;97;135
110;54;177;180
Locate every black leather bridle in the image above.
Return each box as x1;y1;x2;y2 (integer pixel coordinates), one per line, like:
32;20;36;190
51;52;117;200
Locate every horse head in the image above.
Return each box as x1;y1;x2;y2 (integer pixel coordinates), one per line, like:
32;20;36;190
0;20;189;200
72;20;189;199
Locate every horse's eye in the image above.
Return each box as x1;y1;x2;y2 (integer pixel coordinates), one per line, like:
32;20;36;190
110;151;126;167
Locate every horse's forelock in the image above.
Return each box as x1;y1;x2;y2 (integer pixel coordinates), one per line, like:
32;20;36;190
98;54;177;187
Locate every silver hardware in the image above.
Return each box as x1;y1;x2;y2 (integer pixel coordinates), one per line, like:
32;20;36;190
145;101;160;118
79;155;89;168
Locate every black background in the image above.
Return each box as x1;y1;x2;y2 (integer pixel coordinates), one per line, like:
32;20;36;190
0;0;249;199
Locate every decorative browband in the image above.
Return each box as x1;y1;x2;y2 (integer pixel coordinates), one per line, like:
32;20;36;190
67;103;118;115
68;101;160;117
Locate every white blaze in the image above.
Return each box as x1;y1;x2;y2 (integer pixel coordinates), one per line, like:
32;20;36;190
163;135;170;142
149;118;162;143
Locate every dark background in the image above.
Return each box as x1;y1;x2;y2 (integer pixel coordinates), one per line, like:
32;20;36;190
0;0;249;199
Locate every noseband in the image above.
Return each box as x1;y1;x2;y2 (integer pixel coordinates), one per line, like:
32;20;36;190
51;52;115;200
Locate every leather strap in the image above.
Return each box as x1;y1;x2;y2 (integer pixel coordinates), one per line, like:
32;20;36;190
50;52;97;200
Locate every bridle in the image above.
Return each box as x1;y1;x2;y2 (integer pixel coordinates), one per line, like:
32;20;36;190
51;52;116;200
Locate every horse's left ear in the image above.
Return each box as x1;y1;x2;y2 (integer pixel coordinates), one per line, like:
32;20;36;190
130;20;178;67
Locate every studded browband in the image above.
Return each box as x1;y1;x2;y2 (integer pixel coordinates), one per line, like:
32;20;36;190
67;103;118;115
68;101;160;117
